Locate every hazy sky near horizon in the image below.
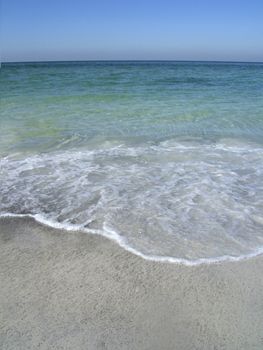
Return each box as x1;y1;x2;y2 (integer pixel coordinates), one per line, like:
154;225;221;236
1;0;263;62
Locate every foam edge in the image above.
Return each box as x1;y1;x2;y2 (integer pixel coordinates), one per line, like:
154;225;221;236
1;212;263;266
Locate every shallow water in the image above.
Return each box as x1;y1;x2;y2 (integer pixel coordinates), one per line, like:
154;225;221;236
1;61;263;263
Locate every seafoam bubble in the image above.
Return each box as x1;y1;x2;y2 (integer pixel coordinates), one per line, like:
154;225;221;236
1;139;263;263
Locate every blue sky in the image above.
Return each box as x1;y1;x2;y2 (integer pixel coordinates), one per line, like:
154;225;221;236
1;0;263;62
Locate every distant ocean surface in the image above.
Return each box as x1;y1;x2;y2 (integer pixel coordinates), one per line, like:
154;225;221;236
1;61;263;264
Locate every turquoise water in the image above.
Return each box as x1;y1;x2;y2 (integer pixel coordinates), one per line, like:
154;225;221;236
1;61;263;263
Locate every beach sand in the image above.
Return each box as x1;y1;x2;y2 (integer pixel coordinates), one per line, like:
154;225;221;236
0;217;263;350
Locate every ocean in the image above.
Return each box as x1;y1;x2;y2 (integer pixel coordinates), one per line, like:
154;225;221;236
1;61;263;264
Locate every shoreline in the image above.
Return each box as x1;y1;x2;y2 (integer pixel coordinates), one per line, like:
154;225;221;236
1;213;263;266
1;216;263;349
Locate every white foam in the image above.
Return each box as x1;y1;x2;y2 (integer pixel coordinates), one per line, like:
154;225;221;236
1;139;263;263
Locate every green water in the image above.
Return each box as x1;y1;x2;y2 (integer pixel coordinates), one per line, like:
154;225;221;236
1;61;263;154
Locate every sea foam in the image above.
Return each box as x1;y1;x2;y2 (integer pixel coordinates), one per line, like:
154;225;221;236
1;140;263;264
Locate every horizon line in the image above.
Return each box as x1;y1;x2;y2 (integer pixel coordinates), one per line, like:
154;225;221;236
2;59;263;65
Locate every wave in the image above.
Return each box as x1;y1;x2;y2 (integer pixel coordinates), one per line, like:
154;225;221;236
1;139;263;264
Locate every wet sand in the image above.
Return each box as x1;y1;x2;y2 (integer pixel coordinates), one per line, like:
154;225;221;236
0;217;263;350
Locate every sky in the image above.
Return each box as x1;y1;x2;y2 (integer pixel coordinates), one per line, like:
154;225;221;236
1;0;263;62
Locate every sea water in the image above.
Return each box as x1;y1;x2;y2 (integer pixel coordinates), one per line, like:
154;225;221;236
1;61;263;264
